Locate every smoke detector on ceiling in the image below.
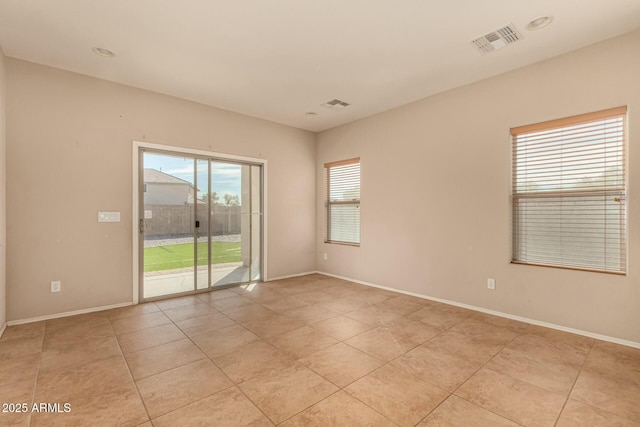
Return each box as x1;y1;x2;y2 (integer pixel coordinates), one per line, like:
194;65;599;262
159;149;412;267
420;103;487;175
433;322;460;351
527;16;553;31
321;99;350;111
470;24;523;55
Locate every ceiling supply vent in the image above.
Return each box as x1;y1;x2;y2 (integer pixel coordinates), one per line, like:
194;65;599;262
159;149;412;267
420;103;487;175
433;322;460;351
470;24;523;55
321;99;350;110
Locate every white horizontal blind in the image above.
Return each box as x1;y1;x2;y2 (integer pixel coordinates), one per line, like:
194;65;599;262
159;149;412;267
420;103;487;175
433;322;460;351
325;158;360;245
511;107;626;273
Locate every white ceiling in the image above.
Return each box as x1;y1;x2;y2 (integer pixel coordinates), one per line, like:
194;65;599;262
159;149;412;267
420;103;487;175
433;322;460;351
1;1;639;132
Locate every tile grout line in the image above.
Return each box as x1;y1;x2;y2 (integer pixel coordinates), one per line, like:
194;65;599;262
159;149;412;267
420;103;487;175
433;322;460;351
341;364;419;427
414;396;452;426
455;395;527;426
171;284;470;425
377;319;454;425
334;311;451;426
246;292;401;425
125;350;208;382
16;297;381;427
319;371;402;427
451;316;595;425
120;299;247;423
174;296;278;426
15;275;635;426
290;337;400;426
26;323;47;427
446;322;525;426
306;300;419;411
380;319;474;426
148;283;568;426
194;281;393;425
105;279;592;425
115;303;244;421
107;314;155;425
168;281;344;424
552;338;596;427
117;331;185;356
274;388;344;426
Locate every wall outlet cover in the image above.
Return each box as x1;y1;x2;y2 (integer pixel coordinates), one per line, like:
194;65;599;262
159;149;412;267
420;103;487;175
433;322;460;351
51;281;61;293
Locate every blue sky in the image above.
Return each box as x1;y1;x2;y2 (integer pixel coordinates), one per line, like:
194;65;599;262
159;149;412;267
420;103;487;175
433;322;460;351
144;153;241;201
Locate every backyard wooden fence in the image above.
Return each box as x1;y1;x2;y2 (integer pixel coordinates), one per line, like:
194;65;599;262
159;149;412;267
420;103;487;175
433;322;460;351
143;204;242;238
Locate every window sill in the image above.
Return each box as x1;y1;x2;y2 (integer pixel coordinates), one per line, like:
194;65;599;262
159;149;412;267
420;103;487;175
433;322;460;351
511;261;626;276
324;240;360;247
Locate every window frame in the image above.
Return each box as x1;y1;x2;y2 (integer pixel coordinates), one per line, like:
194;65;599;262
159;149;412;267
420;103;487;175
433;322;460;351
324;157;361;246
510;106;627;274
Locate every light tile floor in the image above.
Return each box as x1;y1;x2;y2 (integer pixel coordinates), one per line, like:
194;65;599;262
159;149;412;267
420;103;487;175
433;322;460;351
0;273;639;426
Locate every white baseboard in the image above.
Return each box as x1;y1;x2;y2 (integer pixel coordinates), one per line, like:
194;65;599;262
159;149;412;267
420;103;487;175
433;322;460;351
316;271;640;350
6;302;133;326
0;322;6;338
266;271;319;282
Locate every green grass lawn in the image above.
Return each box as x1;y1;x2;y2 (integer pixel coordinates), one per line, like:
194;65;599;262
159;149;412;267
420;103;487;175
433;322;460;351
144;242;241;272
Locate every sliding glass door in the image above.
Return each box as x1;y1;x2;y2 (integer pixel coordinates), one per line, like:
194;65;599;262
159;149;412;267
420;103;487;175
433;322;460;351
139;149;262;300
209;162;262;287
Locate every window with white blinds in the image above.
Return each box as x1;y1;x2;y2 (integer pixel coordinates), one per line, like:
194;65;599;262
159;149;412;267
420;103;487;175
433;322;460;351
511;106;627;274
325;158;360;245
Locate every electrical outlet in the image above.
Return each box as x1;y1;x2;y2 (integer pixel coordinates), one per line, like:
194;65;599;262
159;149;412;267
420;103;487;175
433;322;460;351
487;278;496;290
51;281;61;293
323;253;328;260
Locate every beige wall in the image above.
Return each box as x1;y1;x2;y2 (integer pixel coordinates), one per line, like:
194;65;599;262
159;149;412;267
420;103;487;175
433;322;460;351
6;59;316;321
316;30;640;343
0;48;6;329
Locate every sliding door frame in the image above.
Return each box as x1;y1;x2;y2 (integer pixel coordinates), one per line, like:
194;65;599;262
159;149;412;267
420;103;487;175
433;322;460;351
132;141;267;304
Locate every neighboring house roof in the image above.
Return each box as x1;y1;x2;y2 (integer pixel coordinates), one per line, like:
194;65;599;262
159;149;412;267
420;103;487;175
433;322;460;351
144;168;205;204
144;168;192;185
187;194;207;205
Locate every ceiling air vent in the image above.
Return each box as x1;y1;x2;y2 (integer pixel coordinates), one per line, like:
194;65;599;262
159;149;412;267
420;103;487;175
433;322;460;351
321;99;350;110
470;24;522;55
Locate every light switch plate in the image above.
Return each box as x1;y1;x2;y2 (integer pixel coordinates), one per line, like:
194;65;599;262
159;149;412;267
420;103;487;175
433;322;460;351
98;212;121;222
